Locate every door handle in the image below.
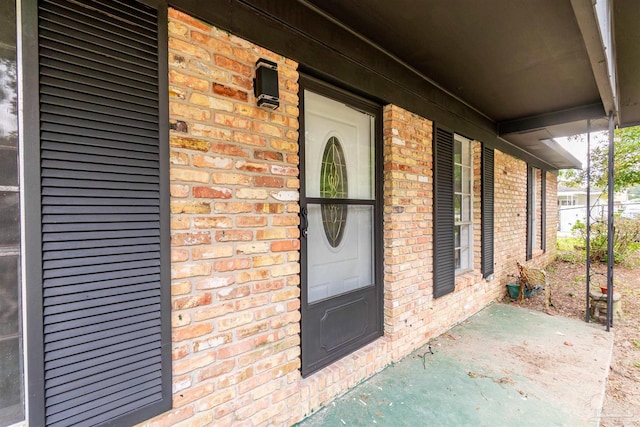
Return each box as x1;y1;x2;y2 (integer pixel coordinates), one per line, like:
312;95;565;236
301;206;308;238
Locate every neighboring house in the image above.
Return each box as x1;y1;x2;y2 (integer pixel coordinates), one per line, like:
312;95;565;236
1;1;639;426
557;186;628;232
557;186;605;207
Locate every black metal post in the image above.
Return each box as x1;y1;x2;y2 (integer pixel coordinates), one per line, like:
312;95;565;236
585;120;591;323
606;112;615;331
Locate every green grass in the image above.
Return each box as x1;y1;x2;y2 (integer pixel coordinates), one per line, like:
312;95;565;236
556;236;586;264
557;236;584;252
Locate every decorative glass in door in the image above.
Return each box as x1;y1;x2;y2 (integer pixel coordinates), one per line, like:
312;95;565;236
300;84;381;377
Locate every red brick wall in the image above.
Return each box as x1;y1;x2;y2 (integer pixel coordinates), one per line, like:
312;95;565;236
139;10;558;427
150;9;302;426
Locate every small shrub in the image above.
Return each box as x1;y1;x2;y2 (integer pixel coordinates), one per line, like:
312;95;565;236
571;216;640;264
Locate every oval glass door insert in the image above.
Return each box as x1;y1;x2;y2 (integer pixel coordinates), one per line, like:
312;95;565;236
320;136;348;247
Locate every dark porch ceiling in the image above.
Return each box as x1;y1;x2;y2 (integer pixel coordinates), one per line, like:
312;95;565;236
301;0;639;168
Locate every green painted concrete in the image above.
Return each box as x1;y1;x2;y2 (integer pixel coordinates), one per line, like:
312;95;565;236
297;303;612;427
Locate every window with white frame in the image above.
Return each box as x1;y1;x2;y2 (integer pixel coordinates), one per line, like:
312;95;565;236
454;135;473;273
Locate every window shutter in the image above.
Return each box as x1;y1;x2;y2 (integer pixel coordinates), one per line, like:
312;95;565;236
541;170;546;252
433;127;455;298
38;0;170;426
481;146;494;277
526;165;533;260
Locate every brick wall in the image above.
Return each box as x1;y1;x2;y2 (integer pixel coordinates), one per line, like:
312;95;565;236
149;9;302;426
139;10;558;427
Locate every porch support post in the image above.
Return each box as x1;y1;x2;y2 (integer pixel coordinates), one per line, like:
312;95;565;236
585;119;591;323
606;112;615;331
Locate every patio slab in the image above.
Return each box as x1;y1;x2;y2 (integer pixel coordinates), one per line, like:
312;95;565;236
296;303;613;427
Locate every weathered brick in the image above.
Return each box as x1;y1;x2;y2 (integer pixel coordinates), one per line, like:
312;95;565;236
255;203;284;214
254;176;284;188
192;154;233;170
173;351;216;376
213;258;251;272
270;165;298;176
213;202;253;214
236;269;271;284
168;37;211;61
214;113;251;130
192;245;233;260
172;232;211;246
212;83;248;102
171;281;191;296
169;100;211;121
172;248;189;263
171;201;211;214
189;92;234;112
170;151;190;165
254;150;284;162
252;122;283;137
190;31;233;55
215;230;253;242
193;216;233;229
216;312;254;332
193;186;232;199
252;254;284;267
196;387;236;412
256;229;286;240
190;123;232;141
171;263;212;279
270;139;298;152
194;275;235;290
210;142;249;158
172;322;213;342
193;302;235;322
211;173;251;186
214;54;252;76
170;136;211;152
171;168;210;184
236;188;268;199
236;242;270;254
169;70;209;92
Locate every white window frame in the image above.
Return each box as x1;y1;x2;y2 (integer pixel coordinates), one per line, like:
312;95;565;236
454;134;473;274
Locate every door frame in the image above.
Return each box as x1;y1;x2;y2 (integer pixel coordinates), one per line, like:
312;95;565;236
299;75;384;377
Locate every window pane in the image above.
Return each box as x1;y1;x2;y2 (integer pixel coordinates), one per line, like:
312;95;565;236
460;224;469;247
0;192;19;246
460;247;469;269
0;147;17;187
454;138;461;164
454;195;462;222
454;164;462;192
454;225;460;247
461;140;470;166
0;0;22;423
462;196;471;222
307;204;374;302
304;90;374;199
0;257;20;424
454;248;461;269
462;166;470;194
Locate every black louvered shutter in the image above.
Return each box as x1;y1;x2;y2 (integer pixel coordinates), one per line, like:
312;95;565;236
38;0;170;426
526;165;534;260
541;170;546;252
433;127;455;298
481;146;494;277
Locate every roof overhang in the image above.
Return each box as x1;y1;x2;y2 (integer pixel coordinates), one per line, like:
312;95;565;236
297;0;639;169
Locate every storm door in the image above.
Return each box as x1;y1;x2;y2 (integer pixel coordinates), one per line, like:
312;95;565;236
300;79;382;376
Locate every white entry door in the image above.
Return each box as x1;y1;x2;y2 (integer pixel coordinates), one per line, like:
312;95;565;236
300;82;382;376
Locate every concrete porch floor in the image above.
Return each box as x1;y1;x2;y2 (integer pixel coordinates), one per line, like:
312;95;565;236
296;303;613;427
